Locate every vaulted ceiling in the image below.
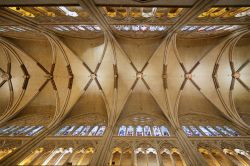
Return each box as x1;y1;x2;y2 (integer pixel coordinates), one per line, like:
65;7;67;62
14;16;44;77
0;0;249;132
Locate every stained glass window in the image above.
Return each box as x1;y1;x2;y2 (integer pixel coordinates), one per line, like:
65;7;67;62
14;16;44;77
21;126;36;135
144;126;152;136
189;126;203;136
11;126;29;136
215;126;233;136
0;126;15;135
88;126;99;136
63;126;75;136
96;126;106;136
136;126;143;136
160;126;170;136
55;126;70;136
182;126;193;136
72;126;84;136
153;126;162;136
127;126;134;136
26;126;44;136
79;126;91;136
199;126;213;136
0;126;13;134
206;126;222;136
5;126;20;135
118;126;126;136
223;126;240;136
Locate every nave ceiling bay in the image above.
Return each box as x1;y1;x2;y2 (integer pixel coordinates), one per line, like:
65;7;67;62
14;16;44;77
0;1;250;165
0;29;249;133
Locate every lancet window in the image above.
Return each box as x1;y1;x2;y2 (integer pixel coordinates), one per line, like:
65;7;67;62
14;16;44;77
0;125;44;136
54;124;105;136
118;125;170;136
183;125;240;137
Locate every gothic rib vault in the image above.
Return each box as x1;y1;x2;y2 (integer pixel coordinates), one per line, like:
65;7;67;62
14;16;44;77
0;0;250;166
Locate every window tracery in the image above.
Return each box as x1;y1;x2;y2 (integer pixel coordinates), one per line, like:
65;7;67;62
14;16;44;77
0;125;43;136
144;126;152;136
127;126;134;136
182;126;193;136
153;126;162;136
118;125;170;136
206;126;222;136
181;25;240;32
215;126;233;136
54;125;105;136
182;125;240;137
136;126;143;136
189;126;203;136
118;125;126;136
199;126;214;136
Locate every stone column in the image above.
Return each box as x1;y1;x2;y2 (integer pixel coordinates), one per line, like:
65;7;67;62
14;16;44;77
89;126;114;166
174;128;208;166
169;152;176;166
132;143;137;166
206;150;220;166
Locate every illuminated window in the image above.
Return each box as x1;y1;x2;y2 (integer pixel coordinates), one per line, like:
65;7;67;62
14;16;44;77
55;126;70;136
199;126;213;136
144;126;152;136
215;126;233;136
136;126;143;136
160;126;170;136
62;126;75;136
189;126;203;136
26;126;44;136
88;126;99;136
182;126;193;136
72;126;84;136
223;126;240;136
126;126;134;136
20;126;36;135
206;126;222;136
153;126;162;136
11;126;29;136
96;126;106;136
0;126;15;135
79;126;91;136
5;126;20;135
118;126;126;136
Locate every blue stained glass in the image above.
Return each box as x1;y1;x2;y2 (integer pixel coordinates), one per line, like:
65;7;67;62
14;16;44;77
21;126;36;135
55;126;70;136
223;126;240;136
79;126;90;136
118;126;126;136
88;126;99;136
153;126;162;136
160;126;170;136
5;126;20;135
136;126;143;136
11;126;29;136
0;126;15;135
126;126;134;136
206;126;222;136
72;126;84;136
199;126;213;136
96;126;106;136
0;126;13;134
63;126;75;136
189;126;203;136
215;126;233;136
144;126;152;136
182;126;193;136
26;126;44;136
